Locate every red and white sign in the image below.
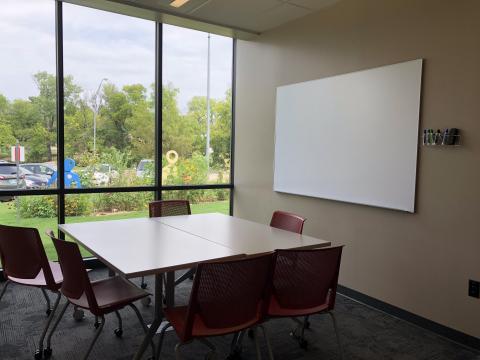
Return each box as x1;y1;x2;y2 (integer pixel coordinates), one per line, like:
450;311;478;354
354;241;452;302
11;145;25;162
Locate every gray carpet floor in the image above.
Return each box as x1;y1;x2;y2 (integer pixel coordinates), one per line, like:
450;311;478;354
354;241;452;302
1;269;479;360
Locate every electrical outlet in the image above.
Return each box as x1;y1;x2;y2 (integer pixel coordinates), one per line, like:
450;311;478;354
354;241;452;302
468;280;480;298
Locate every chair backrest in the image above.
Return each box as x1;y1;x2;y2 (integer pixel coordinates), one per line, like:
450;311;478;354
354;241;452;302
149;200;191;218
0;224;56;289
272;246;343;311
51;236;99;312
270;210;306;234
182;254;273;341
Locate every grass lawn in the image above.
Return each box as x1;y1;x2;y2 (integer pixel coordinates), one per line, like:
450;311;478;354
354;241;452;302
0;200;229;260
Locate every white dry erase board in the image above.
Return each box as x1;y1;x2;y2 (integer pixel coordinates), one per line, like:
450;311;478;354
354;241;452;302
274;59;423;212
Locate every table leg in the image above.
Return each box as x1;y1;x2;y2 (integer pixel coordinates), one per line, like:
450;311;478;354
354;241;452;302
165;271;175;307
133;274;163;360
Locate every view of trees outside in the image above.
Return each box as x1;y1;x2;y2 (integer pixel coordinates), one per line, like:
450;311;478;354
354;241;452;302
0;1;233;259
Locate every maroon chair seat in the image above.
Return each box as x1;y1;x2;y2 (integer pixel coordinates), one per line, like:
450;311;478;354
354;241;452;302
7;261;63;288
156;254;275;360
0;224;63;360
270;210;306;234
44;236;155;359
267;294;329;317
267;247;344;358
164;305;262;340
67;276;149;314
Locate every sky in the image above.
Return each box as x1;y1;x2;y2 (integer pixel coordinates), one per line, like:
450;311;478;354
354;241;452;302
0;0;233;113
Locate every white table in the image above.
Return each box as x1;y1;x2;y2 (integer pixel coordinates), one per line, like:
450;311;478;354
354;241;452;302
59;214;330;359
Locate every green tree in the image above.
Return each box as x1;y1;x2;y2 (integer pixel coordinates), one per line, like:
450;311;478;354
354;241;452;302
162;84;200;157
30;72;81;161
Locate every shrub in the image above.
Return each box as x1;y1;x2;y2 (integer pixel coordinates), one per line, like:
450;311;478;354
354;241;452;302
15;195;93;218
92;192;152;213
16;196;56;218
65;195;92;216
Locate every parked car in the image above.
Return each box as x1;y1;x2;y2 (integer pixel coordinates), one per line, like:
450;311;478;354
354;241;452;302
0;163;27;202
136;159;154;178
21;167;49;189
20;163;56;179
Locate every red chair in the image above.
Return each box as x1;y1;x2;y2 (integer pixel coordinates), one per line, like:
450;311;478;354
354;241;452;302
149;199;191;218
0;224;63;360
140;200;192;290
45;236;155;359
268;246;344;358
270;210;306;234
156;254;275;360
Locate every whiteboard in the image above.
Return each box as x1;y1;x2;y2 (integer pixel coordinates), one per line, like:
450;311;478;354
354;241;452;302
274;59;422;212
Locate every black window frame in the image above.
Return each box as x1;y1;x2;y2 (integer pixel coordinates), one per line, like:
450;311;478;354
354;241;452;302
0;1;235;273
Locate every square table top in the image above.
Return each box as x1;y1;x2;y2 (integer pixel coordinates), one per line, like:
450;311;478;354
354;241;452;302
59;214;331;278
157;213;330;255
59;218;239;278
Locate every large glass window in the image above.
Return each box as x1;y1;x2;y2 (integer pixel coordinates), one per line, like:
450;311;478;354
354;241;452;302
62;4;156;188
0;195;58;259
163;25;233;186
0;0;57;191
0;2;234;262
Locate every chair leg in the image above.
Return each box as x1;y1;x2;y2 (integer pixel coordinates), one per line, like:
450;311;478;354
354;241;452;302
253;328;263;360
140;276;147;289
84;315;105;360
35;292;61;359
128;303;156;359
41;288;52;315
156;321;172;360
329;311;343;360
290;317;308;349
304;315;311;329
0;280;10;302
174;268;195;286
114;310;123;337
259;325;274;360
45;301;70;356
227;331;245;359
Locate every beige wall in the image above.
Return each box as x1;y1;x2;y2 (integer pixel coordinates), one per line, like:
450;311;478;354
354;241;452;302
234;0;480;338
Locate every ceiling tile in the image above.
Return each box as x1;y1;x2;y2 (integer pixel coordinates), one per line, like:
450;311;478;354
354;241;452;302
287;0;340;11
190;0;281;31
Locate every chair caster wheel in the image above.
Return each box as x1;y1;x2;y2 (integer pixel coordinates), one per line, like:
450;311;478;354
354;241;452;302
141;296;151;307
247;329;254;339
94;321;100;329
46;308;52;316
43;348;52;358
34;349;43;359
114;328;123;337
73;309;85;321
141;282;148;289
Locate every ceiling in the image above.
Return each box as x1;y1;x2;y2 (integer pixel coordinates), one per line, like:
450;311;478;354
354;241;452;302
102;0;341;35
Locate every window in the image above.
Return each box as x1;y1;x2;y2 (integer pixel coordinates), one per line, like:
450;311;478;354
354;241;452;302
163;25;233;186
62;4;156;188
0;0;57;191
0;2;234;262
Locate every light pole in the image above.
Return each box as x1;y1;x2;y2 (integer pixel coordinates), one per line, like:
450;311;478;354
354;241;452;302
92;78;108;156
205;33;211;168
